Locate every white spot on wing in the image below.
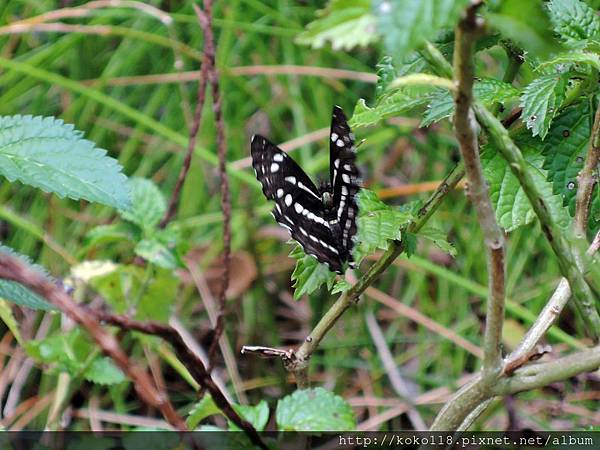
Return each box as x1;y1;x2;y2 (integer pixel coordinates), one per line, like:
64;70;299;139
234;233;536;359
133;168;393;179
342;173;350;183
284;194;292;206
336;139;344;147
273;153;284;162
271;163;280;172
331;132;338;142
277;188;284;198
285;176;296;185
294;203;304;214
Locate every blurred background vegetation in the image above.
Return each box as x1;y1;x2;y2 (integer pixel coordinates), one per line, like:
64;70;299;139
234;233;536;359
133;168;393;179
0;0;597;432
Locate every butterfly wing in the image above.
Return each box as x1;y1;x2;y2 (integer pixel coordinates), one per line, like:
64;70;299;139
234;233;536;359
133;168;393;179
251;135;345;273
329;106;361;265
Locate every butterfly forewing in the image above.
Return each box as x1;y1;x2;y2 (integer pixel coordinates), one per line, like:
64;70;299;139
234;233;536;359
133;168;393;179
329;106;361;265
251;135;345;273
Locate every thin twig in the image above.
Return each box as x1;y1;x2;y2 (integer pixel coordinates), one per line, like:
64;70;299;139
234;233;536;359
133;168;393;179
159;16;210;228
92;310;267;449
453;1;506;375
574;98;600;238
193;0;232;371
0;252;187;431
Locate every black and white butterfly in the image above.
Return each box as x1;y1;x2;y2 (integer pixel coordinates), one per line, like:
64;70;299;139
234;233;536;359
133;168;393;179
251;106;361;274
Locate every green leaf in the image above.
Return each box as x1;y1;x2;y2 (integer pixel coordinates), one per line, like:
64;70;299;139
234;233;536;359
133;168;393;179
84;223;136;249
290;246;336;300
373;0;469;64
422;78;520;126
482;141;571;232
547;0;600;45
356;189;413;259
375;56;396;99
542;102;600;233
83;357;126;385
135;270;177;322
538;51;600;71
0;115;130;210
520;72;570;139
134;239;178;270
119;178;165;230
486;0;561;57
276;387;356;431
350;85;433;128
332;279;351;294
89;265;144;314
418;224;457;256
230;401;270;432
0;245;55;311
296;0;378;51
187;395;221;429
0;299;23;346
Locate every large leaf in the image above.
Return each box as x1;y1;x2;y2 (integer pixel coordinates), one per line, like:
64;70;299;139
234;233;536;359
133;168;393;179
482;142;571;232
0;115;130;210
373;0;469;64
0;245;55;311
296;0;378;50
542;102;600;233
547;0;600;45
422;78;520;126
520;72;570;139
119;178;165;230
276;387;356;431
290;245;336;300
485;0;561;57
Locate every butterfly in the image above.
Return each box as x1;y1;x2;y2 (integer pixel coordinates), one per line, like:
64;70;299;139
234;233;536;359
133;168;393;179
251;106;361;274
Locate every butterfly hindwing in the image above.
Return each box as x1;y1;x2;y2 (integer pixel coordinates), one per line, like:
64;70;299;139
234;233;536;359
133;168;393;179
329;106;360;265
251;135;345;273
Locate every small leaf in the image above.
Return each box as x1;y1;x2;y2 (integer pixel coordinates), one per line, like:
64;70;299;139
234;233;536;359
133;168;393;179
134;239;178;270
0;299;23;346
187;395;221;429
418;224;457;256
0;245;55;311
230;401;270;432
373;0;470;64
0;115;130;210
84;223;136;248
422;78;520;126
276;387;356;431
83;357;126;385
485;0;561;57
375;56;396;99
482;140;571;232
332;279;351;294
296;0;378;51
520;72;570;139
356;189;413;259
89;265;144;314
290;248;336;300
547;0;600;45
119;178;166;230
135;270;177;322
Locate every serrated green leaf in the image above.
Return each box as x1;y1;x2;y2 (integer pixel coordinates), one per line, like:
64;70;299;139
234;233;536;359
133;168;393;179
0;245;55;311
350;85;433;128
230;401;270;432
520;72;570;139
418;224;457;256
422;78;520;126
83;357;126;385
373;0;469;64
538;51;600;71
296;0;378;51
356;189;413;259
482;142;571;232
0;115;130;210
486;0;561;57
89;265;144;314
119;178;165;230
134;239;178;270
27;328;93;377
84;223;136;249
542;102;600;234
547;0;600;45
332;279;351;294
276;387;356;431
291;249;336;300
187;395;221;429
375;56;396;99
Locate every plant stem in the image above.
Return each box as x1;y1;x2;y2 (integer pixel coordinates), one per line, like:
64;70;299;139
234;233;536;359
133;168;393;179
574;97;600;238
474;104;600;341
287;163;465;386
453;3;505;375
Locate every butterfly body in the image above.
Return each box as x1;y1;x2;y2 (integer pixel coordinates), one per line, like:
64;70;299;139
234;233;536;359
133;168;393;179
251;106;360;274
